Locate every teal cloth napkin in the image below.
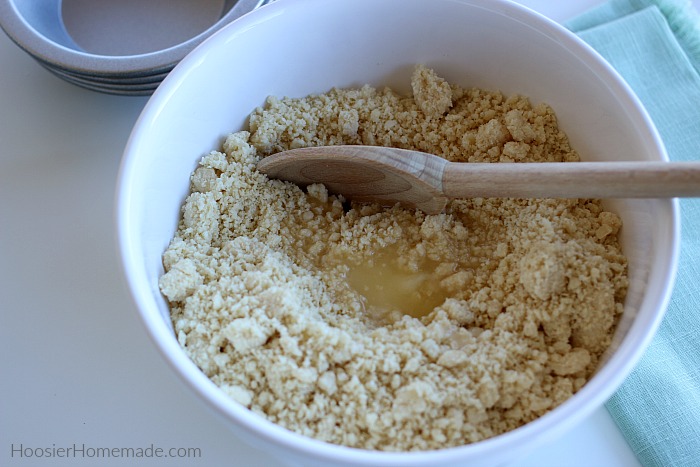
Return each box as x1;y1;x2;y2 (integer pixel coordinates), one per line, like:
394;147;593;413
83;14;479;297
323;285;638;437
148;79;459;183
567;1;700;466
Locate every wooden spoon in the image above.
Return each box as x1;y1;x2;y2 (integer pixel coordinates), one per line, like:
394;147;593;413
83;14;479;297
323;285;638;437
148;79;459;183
257;145;700;214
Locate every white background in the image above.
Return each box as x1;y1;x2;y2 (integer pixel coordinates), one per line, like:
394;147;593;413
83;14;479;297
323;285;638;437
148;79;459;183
2;1;692;466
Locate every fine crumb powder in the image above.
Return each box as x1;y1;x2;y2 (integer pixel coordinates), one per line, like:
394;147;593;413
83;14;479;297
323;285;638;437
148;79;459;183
159;65;628;451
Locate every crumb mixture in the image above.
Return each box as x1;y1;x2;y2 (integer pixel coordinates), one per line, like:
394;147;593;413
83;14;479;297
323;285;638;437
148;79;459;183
159;65;628;451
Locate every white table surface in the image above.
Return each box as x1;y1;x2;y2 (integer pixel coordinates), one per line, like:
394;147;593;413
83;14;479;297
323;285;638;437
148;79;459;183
2;1;688;466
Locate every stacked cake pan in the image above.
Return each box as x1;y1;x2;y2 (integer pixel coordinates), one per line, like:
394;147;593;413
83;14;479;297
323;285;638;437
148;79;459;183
0;0;269;96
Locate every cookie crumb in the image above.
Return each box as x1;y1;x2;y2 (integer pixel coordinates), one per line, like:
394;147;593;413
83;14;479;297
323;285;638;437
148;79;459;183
411;64;453;118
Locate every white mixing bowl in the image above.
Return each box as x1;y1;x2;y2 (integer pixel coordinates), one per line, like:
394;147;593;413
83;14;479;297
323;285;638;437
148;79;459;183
117;0;678;465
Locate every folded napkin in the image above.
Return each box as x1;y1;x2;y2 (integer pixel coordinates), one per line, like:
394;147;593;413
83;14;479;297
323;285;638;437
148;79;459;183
566;1;700;466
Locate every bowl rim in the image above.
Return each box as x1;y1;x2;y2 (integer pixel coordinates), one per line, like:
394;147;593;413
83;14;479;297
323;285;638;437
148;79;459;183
116;0;678;463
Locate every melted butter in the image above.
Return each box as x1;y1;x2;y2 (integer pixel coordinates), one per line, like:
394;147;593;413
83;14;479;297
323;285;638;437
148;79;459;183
345;252;448;323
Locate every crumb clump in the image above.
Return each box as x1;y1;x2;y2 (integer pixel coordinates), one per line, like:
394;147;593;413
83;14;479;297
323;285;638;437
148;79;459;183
160;65;628;451
411;64;453;117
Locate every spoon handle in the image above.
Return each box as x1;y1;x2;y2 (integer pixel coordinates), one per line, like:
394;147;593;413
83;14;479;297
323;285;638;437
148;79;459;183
442;161;700;199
